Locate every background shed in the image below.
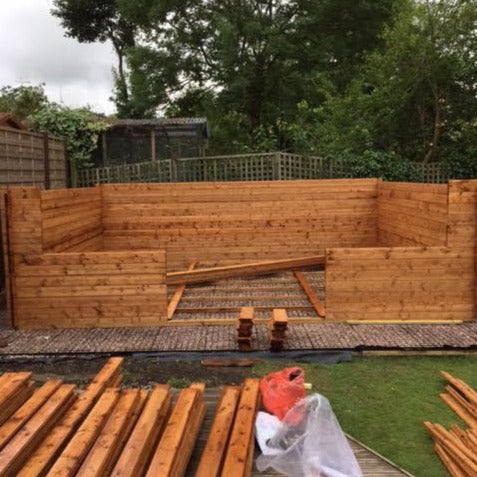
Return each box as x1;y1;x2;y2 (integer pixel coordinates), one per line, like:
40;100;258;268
92;117;209;166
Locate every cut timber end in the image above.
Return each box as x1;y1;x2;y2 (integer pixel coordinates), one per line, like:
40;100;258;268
166;255;325;285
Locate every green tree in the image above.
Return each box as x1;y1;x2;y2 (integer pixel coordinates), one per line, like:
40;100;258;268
117;0;401;140
52;0;136;117
316;0;477;166
0;84;49;120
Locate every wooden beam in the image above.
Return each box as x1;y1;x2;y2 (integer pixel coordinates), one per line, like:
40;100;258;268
111;385;172;477
196;386;241;477
167;261;197;319
294;270;326;318
166;255;325;285
221;378;260;477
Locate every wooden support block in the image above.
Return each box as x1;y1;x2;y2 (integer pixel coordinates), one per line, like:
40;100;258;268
294;270;325;318
221;378;261;477
0;383;76;476
18;357;123;477
270;308;288;330
167;261;197;319
146;384;206;477
77;389;145;477
269;309;288;352
111;385;172;477
196;386;241;477
166;255;325;285
0;379;62;451
237;307;254;352
46;388;120;477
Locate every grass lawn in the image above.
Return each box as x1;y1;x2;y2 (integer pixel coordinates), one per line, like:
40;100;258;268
253;356;477;477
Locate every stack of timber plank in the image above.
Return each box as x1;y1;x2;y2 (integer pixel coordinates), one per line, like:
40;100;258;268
197;378;261;477
237;307;254;352
0;358;261;477
424;371;477;476
269;308;289;351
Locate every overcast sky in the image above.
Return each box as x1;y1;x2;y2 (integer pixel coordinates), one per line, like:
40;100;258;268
0;0;117;114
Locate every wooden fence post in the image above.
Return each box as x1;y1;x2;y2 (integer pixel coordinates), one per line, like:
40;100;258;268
272;152;281;180
63;139;72;188
43;132;50;189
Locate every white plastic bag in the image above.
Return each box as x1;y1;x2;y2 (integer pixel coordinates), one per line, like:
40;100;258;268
255;394;363;477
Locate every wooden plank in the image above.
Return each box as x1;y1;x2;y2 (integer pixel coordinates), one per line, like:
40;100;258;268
18;357;122;477
166;256;325;285
0;384;76;476
221;379;260;477
0;372;34;425
77;389;144;477
294;270;325;318
146;385;205;477
196;386;241;477
47;388;120;477
111;385;172;477
167;261;197;319
0;379;62;451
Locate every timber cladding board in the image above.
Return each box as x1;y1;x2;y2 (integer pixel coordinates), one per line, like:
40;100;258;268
101;179;380;269
377;181;449;247
41;187;103;253
13;250;167;329
325;246;475;321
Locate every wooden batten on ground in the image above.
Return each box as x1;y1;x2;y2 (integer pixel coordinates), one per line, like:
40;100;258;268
294;270;326;318
167;262;198;319
196;386;241;477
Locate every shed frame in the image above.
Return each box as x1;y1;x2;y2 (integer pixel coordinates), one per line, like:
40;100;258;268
2;178;476;329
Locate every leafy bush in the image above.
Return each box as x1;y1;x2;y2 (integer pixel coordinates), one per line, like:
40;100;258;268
340;150;423;182
32;106;108;170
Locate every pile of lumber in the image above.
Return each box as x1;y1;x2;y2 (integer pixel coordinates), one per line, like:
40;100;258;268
269;309;289;351
0;358;261;477
424;371;477;476
237;307;254;352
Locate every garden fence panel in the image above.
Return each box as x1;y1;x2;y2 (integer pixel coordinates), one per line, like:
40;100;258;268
77;151;459;187
0;127;68;189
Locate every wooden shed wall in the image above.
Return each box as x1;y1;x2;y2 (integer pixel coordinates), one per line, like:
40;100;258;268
101;179;379;270
326;179;477;322
13;251;167;329
325;246;474;321
377;181;448;246
6;188;167;329
41;187;103;252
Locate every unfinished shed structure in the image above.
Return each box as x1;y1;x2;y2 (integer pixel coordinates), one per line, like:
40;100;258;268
2;178;476;329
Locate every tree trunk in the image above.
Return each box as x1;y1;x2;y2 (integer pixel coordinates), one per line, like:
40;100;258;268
423;88;444;164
